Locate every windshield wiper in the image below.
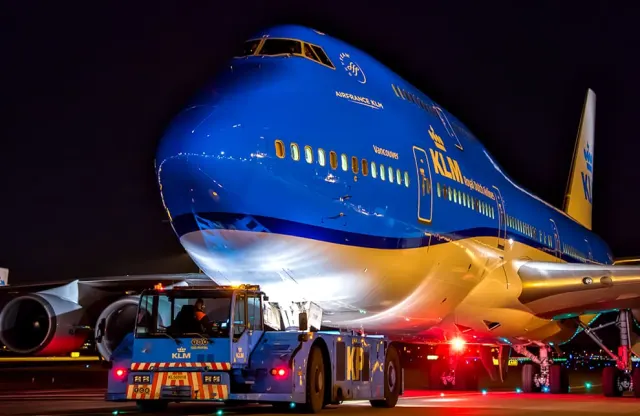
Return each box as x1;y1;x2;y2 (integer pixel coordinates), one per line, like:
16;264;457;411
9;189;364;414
182;332;215;344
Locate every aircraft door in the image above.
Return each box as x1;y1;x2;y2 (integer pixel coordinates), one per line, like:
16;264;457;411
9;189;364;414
412;146;433;223
492;186;507;250
550;219;561;259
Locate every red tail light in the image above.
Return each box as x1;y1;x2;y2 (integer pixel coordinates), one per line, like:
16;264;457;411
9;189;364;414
115;368;126;378
270;367;288;377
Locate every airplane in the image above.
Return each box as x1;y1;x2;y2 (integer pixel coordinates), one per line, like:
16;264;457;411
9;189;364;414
154;24;640;397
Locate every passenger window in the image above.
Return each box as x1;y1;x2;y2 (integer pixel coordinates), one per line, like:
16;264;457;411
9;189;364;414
443;185;448;199
291;144;300;161
341;154;348;171
351;156;359;174
404;172;410;188
437;182;441;197
396;169;401;184
318;149;326;166
380;164;386;180
448;187;452;201
304;146;313;164
425;177;431;194
371;161;377;178
361;159;369;176
275;140;285;158
330;151;338;169
388;166;394;183
453;189;458;204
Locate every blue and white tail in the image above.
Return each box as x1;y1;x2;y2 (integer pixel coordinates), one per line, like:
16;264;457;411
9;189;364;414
563;89;596;230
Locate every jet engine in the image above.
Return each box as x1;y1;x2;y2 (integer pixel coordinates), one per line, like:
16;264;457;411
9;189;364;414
94;296;140;360
0;293;87;355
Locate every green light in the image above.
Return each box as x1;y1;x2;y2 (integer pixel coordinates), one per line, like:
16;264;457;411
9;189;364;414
216;410;223;415
585;382;592;389
290;402;296;408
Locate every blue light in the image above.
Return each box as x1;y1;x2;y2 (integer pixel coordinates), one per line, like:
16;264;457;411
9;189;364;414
217;410;223;416
481;389;487;395
542;386;550;393
585;382;592;389
290;402;296;408
516;388;522;393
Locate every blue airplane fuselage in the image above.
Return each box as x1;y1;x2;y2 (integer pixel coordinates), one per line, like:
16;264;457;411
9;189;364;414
155;25;611;342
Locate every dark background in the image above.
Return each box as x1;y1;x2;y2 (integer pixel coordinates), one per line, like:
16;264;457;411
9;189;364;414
2;1;639;283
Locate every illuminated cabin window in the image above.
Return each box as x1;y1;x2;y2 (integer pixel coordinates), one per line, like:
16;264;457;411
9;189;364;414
318;149;326;166
436;182;441;197
404;172;410;188
351;156;359;174
448;187;452;201
388;166;393;183
361;159;369;176
341;154;348;171
425;177;431;193
329;151;338;170
371;161;377;178
259;38;302;56
458;190;463;205
304;146;313;163
380;164;386;181
443;185;448;199
395;169;401;185
274;140;285;158
291;143;300;161
234;39;262;57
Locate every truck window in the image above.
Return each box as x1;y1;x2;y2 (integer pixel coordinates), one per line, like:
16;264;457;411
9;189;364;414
247;296;262;331
233;295;246;338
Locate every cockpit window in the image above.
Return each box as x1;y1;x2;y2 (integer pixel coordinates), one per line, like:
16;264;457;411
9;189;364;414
234;37;335;69
259;39;302;56
310;45;334;68
235;39;261;57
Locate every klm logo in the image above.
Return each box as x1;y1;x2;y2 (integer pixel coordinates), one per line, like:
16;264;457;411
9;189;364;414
428;125;464;184
339;53;367;84
581;143;593;204
172;346;191;360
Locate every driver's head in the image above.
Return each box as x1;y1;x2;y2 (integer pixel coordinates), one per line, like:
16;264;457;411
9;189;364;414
195;298;205;312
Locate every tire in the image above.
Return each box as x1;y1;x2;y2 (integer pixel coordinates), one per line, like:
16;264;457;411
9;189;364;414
602;366;623;397
549;364;569;394
136;400;168;412
521;363;541;393
370;344;401;408
303;345;325;413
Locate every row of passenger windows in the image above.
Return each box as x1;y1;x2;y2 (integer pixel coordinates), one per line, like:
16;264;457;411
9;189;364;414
235;38;335;69
275;140;411;187
435;182;495;219
563;243;587;260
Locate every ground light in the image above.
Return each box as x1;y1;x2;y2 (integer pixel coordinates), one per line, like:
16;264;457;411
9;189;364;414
516;388;522;393
585;382;592;389
481;389;487;395
216;410;223;416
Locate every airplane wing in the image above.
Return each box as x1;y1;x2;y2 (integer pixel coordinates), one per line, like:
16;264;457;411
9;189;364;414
516;261;640;319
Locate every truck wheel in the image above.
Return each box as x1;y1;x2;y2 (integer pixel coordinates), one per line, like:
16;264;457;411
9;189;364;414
370;344;400;408
136;400;168;412
303;345;325;413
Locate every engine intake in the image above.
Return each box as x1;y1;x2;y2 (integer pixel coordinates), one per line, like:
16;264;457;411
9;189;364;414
0;294;86;355
94;296;139;360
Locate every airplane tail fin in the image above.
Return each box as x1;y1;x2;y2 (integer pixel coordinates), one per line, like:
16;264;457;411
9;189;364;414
563;89;596;230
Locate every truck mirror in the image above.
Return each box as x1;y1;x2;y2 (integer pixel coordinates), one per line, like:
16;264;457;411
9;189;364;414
299;312;308;332
263;295;269;302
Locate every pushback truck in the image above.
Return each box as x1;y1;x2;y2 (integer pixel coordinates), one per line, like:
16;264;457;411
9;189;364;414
105;284;402;413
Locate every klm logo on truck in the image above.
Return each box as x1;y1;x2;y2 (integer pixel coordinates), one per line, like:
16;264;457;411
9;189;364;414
172;347;191;360
346;345;364;381
428;125;464;184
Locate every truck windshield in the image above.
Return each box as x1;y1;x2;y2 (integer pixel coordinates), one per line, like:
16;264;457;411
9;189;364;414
135;292;232;339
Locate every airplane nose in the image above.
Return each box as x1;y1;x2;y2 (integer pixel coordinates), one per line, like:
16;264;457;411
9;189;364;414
155;104;268;237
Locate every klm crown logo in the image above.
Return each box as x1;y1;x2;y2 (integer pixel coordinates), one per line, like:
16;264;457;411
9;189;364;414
429;125;446;152
583;143;593;173
177;347;186;353
172;346;191;359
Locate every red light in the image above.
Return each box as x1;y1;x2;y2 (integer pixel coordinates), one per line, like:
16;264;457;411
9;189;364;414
115;368;126;378
270;367;288;377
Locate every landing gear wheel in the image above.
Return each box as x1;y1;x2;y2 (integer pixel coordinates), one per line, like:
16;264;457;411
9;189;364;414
303;345;325;413
602;366;623;397
549;364;569;394
136;400;168;412
370;344;401;408
521;363;541;393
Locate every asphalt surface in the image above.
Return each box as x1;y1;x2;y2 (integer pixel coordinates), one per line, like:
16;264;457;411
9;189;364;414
2;387;640;416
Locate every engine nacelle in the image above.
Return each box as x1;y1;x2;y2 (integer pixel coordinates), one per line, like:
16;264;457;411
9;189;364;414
94;296;140;360
0;293;87;355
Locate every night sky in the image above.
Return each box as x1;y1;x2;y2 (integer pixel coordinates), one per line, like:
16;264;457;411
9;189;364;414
2;2;639;284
